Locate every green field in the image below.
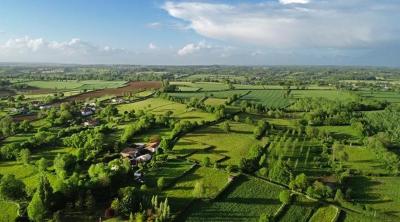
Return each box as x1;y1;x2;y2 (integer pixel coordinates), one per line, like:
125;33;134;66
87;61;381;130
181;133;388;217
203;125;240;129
309;205;338;222
347;176;400;217
343;146;387;175
184;176;283;222
143;158;194;188
162;166;230;213
291;90;356;101
357;91;400;103
117;98;217;122
279;195;317;222
239;90;291;108
24;80;126;90
173;121;267;166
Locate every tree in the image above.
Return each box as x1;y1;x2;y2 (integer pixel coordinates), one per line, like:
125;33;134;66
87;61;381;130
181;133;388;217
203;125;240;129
202;156;211;167
259;213;273;222
27;175;53;221
18;148;31;165
279;190;291;204
157;177;165;190
233;115;240;122
289;173;308;191
117;186;141;217
37;157;48;172
222;122;230;133
0;174;26;200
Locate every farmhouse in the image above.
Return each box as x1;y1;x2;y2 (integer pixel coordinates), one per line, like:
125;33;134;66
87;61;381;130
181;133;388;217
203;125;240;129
145;142;160;153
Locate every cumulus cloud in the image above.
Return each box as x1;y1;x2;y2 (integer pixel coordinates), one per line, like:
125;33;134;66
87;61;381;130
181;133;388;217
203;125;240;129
0;36;128;63
148;43;157;50
163;0;400;49
279;0;310;5
177;42;213;56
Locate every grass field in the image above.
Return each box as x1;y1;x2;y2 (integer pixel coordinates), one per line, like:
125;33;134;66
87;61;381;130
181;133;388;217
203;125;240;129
183;176;283;222
171;82;230;91
309;205;338;222
117;98;217;123
239;90;291;108
0;201;19;222
143;158;194;188
162;166;230;213
356;91;400;103
291;90;357;102
346;176;400;217
343;146;387;175
167;90;249;99
317;125;361;141
24;80;127;90
340;211;383;222
204;98;227;106
173;121;267;166
279;195;317;222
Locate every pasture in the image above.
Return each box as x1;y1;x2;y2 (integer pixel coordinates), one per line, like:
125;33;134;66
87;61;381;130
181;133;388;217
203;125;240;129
279;195;317;222
24;80;127;90
346;176;400;217
291;90;356;102
239;90;291;108
117;98;217;122
173;121;267;166
183;176;283;222
162;166;230;213
309;205;338;222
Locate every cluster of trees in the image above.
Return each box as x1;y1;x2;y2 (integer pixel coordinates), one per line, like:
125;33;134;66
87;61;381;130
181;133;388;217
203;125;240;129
364;107;400;144
366;137;399;174
0;115;33;137
40;103;77;126
253;120;269;139
63;127;106;160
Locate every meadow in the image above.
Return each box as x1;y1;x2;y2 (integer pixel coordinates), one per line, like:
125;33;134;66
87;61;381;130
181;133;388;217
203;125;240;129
183;176;283;221
24;80;127;90
309;205;338;222
239;89;291;108
173;121;267;166
279;195;317;222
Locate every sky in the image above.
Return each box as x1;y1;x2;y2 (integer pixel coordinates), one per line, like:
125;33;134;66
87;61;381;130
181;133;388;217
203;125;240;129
0;0;399;66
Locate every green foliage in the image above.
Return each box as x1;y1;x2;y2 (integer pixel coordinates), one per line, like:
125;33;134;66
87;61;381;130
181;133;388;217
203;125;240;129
157;177;165;190
279;190;291;204
0;174;26;200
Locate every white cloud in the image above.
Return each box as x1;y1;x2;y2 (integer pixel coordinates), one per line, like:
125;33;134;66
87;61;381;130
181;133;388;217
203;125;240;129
147;22;162;29
148;43;157;50
177;42;212;56
279;0;309;5
0;36;128;63
163;1;400;49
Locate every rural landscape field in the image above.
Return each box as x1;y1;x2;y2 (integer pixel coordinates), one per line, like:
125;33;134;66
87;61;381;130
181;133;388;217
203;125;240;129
1;0;400;221
0;65;400;222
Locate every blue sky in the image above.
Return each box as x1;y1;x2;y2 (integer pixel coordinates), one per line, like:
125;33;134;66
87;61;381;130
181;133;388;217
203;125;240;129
0;0;399;66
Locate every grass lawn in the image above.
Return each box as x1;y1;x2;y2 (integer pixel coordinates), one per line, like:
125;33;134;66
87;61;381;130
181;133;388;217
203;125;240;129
343;146;387;175
318;125;361;141
309;205;338;222
173;121;267;166
0;201;19;222
183;175;283;222
162;167;230;213
279;195;317;222
117;98;216;123
239;90;291;108
143;158;194;188
346;176;400;218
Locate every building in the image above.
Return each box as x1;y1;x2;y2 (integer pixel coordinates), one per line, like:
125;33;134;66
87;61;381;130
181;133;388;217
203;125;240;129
135;154;152;163
145;142;160;153
83;119;99;127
